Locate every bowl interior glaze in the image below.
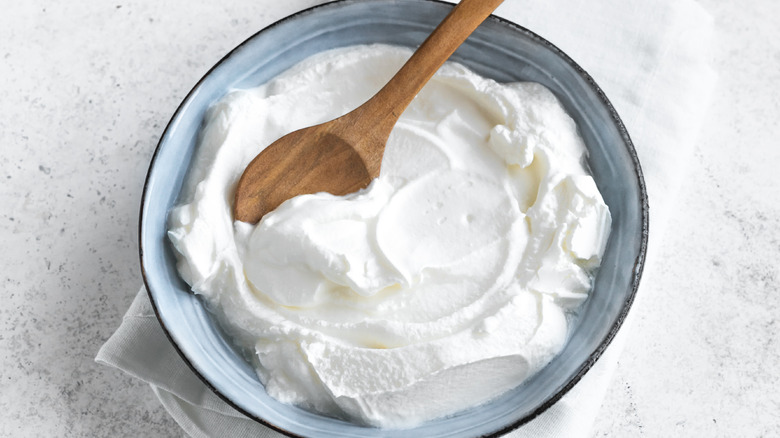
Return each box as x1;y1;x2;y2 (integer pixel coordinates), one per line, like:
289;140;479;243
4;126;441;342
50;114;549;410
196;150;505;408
140;1;648;437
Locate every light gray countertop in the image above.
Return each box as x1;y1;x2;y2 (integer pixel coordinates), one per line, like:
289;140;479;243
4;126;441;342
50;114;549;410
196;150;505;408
1;1;777;436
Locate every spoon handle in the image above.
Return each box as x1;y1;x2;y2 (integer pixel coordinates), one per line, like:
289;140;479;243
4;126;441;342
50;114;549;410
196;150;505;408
352;0;504;134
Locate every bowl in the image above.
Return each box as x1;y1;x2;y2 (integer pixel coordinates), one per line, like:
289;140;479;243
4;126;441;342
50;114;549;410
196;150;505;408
139;0;649;436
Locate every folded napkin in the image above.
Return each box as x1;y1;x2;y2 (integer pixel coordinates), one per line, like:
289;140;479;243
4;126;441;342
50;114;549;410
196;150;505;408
97;0;716;436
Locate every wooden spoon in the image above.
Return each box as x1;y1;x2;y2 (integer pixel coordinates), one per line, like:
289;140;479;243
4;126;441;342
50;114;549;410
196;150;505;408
234;0;504;223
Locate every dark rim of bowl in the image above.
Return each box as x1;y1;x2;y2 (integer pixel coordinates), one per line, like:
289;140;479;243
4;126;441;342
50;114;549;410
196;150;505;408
138;0;649;437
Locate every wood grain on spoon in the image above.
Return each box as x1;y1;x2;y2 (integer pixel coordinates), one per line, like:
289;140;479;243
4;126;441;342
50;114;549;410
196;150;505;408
233;0;504;223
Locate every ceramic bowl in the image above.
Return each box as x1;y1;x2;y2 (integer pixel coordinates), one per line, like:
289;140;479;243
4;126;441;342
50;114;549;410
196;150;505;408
139;0;648;436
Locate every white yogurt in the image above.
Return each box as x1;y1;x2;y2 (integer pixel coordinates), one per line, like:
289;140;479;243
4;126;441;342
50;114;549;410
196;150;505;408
168;44;611;428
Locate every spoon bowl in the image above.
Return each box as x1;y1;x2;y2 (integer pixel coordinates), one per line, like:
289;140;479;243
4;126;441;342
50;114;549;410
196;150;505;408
233;118;377;224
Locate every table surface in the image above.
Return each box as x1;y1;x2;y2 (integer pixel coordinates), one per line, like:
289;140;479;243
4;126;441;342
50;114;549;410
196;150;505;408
1;1;778;437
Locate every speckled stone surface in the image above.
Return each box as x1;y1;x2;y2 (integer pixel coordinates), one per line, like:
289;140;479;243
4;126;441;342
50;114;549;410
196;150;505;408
590;1;780;436
0;1;777;437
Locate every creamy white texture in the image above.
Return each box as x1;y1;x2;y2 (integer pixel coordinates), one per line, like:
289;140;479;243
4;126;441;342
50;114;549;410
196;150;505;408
168;44;611;428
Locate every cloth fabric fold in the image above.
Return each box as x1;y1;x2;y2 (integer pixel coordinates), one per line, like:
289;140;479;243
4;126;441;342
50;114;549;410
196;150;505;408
97;0;716;436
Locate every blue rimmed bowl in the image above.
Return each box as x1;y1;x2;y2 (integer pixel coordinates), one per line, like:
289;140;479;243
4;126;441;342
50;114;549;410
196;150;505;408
139;0;648;436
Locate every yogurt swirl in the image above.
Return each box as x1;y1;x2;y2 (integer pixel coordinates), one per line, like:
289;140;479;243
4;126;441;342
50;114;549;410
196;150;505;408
168;44;611;428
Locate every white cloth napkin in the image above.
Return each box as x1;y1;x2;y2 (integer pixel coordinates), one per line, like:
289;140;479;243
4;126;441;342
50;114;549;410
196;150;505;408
96;0;716;436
